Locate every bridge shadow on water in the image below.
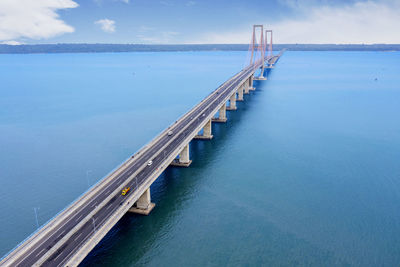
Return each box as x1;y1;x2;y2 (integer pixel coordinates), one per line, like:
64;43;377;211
80;72;270;267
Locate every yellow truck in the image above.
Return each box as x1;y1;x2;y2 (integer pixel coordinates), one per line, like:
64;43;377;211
121;187;130;196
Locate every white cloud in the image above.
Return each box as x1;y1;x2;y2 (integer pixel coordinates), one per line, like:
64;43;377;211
95;19;116;33
272;0;400;44
192;1;400;44
0;0;78;43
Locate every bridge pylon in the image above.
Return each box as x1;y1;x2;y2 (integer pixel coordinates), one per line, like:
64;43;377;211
265;30;274;69
250;25;267;80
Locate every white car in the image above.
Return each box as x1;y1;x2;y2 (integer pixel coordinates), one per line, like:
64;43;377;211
147;160;153;166
168;131;173;136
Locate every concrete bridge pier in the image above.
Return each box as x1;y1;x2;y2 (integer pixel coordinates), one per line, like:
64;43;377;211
170;143;192;167
259;70;267;80
194;119;213;140
226;93;237;110
237;84;244;101
254;68;266;81
212;103;227;123
244;81;250;95
248;75;255;91
128;188;155;215
260;68;268;80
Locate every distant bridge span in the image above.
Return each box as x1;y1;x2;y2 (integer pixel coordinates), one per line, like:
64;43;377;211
1;25;284;267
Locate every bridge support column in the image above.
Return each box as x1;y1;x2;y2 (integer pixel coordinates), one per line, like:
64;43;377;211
129;188;155;215
226;93;237;110
249;76;255;91
261;66;267;80
170;143;192;167
244;82;250;94
254;66;266;80
266;63;274;69
237;84;244;101
212;103;227;123
194;119;213;140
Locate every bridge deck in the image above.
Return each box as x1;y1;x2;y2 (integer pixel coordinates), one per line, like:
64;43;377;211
1;55;281;267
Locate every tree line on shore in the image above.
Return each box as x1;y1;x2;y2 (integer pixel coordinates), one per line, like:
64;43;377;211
1;43;399;54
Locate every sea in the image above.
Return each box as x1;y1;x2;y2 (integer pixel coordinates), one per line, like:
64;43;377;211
0;51;399;266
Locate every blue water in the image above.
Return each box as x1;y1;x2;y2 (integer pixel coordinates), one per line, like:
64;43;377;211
1;51;400;266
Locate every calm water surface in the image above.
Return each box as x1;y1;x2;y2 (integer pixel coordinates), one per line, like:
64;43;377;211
0;51;399;266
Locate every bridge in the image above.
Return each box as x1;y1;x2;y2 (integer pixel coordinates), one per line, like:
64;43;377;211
1;25;283;267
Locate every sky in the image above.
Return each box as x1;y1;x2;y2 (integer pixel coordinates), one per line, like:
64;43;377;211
0;0;399;45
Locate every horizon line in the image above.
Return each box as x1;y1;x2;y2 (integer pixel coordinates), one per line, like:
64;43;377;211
2;43;400;46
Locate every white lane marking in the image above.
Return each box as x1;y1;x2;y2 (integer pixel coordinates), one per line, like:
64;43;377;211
75;214;83;222
91;202;97;208
58;230;66;238
53;249;64;261
73;232;83;242
106;190;110;195
106;204;113;210
35;248;46;258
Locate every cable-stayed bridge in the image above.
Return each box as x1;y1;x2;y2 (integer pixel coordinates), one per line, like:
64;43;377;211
1;25;283;267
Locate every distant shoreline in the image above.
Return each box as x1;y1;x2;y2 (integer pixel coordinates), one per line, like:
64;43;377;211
1;44;400;54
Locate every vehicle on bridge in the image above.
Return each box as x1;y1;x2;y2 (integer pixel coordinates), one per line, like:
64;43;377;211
147;160;153;166
121;187;130;195
168;130;173;136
